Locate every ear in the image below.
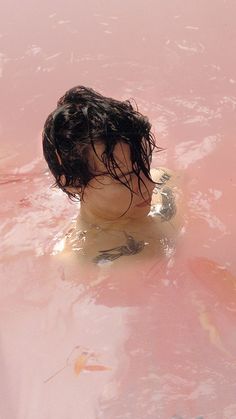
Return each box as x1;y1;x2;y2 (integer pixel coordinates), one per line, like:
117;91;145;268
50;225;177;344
59;175;81;195
59;174;66;186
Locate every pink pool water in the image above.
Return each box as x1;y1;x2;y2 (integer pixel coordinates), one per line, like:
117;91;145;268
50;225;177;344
0;1;236;418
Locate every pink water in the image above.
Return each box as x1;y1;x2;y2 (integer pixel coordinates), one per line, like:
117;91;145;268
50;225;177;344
0;1;236;418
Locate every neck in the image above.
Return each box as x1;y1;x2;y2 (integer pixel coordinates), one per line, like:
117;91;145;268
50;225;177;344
78;204;149;232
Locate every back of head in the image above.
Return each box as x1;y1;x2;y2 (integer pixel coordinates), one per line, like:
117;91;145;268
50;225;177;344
42;85;160;201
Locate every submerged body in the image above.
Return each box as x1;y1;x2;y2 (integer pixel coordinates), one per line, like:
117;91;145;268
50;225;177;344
58;166;183;267
42;87;184;269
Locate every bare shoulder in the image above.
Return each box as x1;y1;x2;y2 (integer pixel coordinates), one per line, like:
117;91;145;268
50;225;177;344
150;166;178;205
151;166;181;186
150;166;184;232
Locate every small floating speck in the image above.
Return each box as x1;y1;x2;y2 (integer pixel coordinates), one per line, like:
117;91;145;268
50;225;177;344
57;20;70;25
175;40;205;53
161;278;170;287
185;25;199;30
203;63;221;71
70;52;74;64
46;52;62;61
208;188;222;200
26;45;42;56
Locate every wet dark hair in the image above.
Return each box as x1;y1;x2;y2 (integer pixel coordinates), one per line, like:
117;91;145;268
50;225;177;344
42;85;162;204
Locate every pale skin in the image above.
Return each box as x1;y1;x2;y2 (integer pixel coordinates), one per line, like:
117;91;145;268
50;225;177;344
57;142;183;266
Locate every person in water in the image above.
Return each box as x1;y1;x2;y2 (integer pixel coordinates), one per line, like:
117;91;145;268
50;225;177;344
42;86;182;265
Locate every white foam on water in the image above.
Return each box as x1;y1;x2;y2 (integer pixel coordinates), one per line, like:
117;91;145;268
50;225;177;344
175;135;221;169
189;190;228;234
